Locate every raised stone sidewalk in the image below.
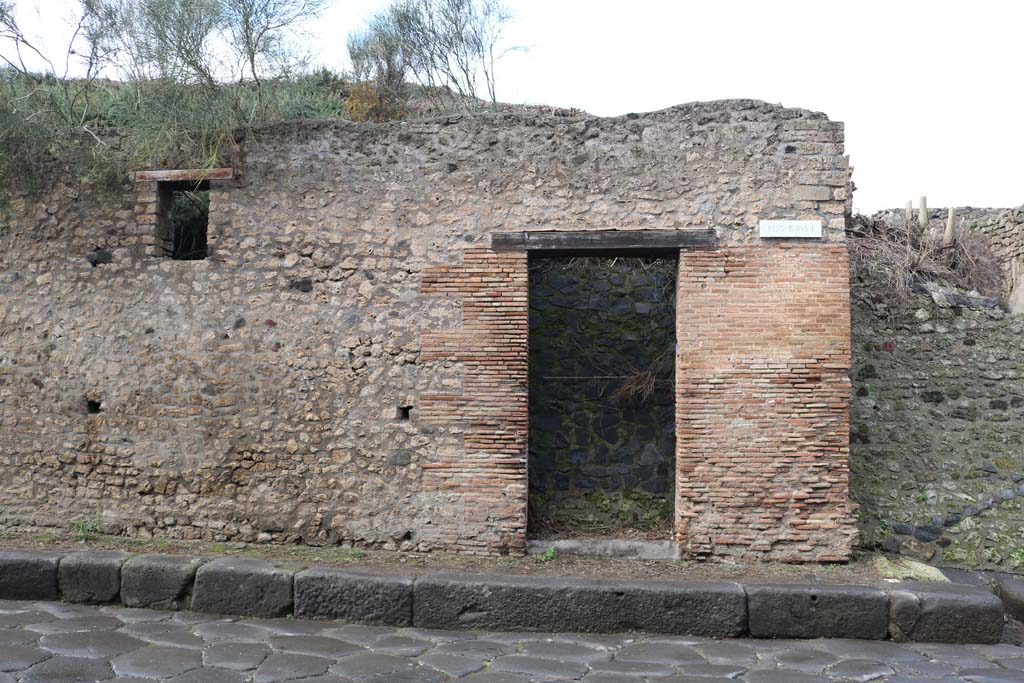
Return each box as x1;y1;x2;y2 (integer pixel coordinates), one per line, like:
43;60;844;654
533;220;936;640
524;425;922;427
0;550;1009;645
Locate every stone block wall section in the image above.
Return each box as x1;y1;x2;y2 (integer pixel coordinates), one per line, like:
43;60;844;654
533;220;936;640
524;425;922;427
676;245;857;561
0;99;853;559
0;550;1008;644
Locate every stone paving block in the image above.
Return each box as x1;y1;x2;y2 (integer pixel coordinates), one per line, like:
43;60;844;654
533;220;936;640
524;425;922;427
959;670;1024;683
413;573;746;636
458;673;533;683
20;655;114;682
111;645;203;678
121;554;204;610
191;557;293;618
267;634;364;658
888;581;1004;643
254;652;332;683
0;551;62;601
746;583;889;640
0;610;54;629
294;567;413;625
329;653;418;678
27;614;124;634
59;551;132;604
743;671;830;683
38;630;144;658
167;669;249;683
417;652;487;677
489;654;589;678
0;645;50;672
612;640;703;665
202;641;271;670
588;658;679;676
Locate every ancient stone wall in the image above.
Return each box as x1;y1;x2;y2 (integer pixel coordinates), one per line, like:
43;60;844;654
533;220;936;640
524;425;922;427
0;99;854;559
851;283;1024;570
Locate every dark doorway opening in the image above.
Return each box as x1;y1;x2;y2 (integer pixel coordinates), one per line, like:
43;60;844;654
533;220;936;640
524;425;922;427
157;180;210;260
527;255;677;540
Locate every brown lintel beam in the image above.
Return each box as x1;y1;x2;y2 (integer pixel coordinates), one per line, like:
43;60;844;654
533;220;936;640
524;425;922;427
491;229;716;254
133;168;234;183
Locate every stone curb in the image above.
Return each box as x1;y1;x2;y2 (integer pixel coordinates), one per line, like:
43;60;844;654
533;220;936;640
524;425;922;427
294;567;413;625
746;583;889;640
0;549;1009;643
192;557;293;618
413;573;747;637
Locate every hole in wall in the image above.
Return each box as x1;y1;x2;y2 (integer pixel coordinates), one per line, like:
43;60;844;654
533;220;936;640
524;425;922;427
85;398;102;414
397;405;413;421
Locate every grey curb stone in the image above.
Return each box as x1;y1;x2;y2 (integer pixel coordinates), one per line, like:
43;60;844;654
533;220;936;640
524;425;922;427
191;557;293;618
994;574;1024;622
59;551;132;604
0;551;62;600
888;581;1003;643
413;573;746;636
746;583;888;640
294;568;412;625
121;554;205;610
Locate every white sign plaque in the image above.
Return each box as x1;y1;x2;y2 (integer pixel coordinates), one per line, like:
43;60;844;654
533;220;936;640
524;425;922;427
758;219;822;239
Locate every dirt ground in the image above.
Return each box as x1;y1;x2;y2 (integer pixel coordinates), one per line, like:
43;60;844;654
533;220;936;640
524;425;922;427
0;529;912;586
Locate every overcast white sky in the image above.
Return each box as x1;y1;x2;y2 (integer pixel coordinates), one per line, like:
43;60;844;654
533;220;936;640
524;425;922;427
7;0;1023;212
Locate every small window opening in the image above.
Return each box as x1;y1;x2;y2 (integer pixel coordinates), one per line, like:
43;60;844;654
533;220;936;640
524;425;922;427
85;398;102;414
397;405;413;421
157;180;209;260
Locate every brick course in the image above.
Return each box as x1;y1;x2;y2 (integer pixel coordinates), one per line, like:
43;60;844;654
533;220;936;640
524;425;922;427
675;245;857;561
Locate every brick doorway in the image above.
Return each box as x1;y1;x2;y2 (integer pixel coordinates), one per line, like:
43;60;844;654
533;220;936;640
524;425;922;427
527;254;678;542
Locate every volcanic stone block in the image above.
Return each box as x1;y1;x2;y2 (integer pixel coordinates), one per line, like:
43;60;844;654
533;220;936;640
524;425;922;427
294;568;413;625
191;557;293;618
0;551;62;600
746;583;888;639
995;574;1024;622
888;581;1004;643
59;551;132;604
413;573;746;636
121;554;204;610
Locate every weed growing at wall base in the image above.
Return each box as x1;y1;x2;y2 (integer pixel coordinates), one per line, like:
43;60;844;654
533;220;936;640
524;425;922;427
72;517;100;543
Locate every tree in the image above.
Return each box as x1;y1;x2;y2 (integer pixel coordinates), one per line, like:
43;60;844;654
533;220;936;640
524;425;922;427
346;9;411;120
352;0;518;113
220;0;328;96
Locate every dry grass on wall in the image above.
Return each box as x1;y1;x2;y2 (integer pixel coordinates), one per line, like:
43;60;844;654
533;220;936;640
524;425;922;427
848;213;1004;311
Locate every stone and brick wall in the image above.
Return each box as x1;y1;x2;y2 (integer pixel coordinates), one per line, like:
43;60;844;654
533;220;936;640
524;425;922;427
0;99;855;560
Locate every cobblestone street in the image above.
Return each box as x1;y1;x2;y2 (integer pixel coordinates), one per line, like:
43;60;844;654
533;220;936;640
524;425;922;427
1;600;1023;682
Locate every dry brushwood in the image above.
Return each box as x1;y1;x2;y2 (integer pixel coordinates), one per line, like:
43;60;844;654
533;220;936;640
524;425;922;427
847;212;1003;311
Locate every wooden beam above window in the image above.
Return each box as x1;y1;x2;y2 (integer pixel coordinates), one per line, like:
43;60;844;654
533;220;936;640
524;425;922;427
133;168;234;183
490;229;717;255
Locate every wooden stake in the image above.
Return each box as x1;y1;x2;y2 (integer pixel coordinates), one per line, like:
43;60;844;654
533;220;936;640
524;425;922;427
919;196;928;229
943;207;956;247
905;201;913;226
